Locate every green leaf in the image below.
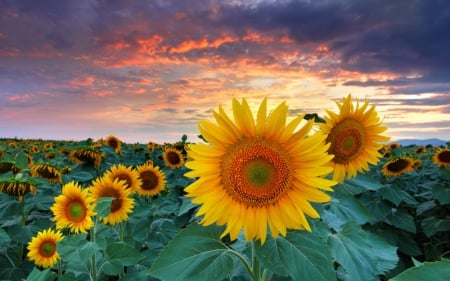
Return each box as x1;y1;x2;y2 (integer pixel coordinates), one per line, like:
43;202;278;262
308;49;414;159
15;152;29;170
339;174;383;195
25;267;57;281
379;187;418;207
148;223;235;281
421;216;450;237
432;184;450;204
0;227;11;244
327;222;398;281
327;195;375;228
255;230;336;281
106;242;145;266
95;197;113;218
385;208;416;233
390;260;450;281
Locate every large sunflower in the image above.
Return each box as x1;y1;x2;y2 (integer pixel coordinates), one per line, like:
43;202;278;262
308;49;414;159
320;94;390;183
382;157;415;177
185;98;336;244
27;228;63;268
89;176;134;225
51;181;96;234
135;162;166;197
163;147;185;168
432;148;450;167
103;164;142;191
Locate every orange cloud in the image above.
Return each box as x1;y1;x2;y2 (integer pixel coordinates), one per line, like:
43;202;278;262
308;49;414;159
169;34;237;54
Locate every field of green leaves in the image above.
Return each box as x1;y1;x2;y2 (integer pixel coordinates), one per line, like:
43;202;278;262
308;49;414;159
0;136;449;281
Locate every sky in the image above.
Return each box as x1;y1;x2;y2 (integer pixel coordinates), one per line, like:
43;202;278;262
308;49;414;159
1;0;449;144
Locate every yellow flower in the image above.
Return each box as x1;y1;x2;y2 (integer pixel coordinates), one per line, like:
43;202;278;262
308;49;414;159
185;98;336;244
432;148;450;167
0;178;36;201
103;164;142;191
30;163;62;184
27;228;63;268
320;94;390;183
70;147;103;167
89;176;134;225
135;162;166;197
105;135;122;153
382;157;414;177
163;147;185;168
51;181;96;233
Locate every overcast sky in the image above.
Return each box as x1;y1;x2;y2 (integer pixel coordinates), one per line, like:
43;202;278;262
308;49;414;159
1;0;449;143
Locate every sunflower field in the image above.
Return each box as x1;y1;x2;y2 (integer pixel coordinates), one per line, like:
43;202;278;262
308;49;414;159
1;98;450;281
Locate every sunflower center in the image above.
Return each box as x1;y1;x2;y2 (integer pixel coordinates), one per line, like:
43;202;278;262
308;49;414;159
67;201;86;222
40;241;56;257
327;118;366;164
438;150;450;163
387;158;410;172
167;151;181;165
221;139;292;207
140;171;158;190
116;174;132;188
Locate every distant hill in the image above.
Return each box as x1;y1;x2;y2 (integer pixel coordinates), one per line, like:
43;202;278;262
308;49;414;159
396;138;449;147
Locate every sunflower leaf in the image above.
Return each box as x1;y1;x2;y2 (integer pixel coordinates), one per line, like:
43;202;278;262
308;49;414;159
327;222;398;281
24;267;57;281
95;196;113;218
390;259;450;281
148;222;235;281
255;229;336;281
105;242;145;266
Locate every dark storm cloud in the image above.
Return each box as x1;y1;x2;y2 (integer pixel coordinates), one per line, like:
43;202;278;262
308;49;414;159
212;0;450;79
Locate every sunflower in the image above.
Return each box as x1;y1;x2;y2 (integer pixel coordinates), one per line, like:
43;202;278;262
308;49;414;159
51;181;96;234
103;164;142;191
415;146;426;154
320;94;390;183
27;228;63;268
0;161;19;174
163;147;185;168
382;157;414;177
389;142;400;150
89;176;134;225
105;135;122;153
135;162;166;197
30;163;62;184
433;148;450;167
70;147;103;166
185;98;336;244
0;178;36;201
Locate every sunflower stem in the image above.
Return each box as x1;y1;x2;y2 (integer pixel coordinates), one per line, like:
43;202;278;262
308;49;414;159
251;241;261;281
90;219;98;281
227;249;255;281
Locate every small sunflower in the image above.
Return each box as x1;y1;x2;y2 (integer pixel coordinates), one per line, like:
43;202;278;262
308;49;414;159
320;94;390;183
103;164;142;191
89;176;134;225
0;177;36;201
415;146;426;154
51;181;96;234
30;163;62;184
185;98;336;244
27;228;63;268
163;147;185;168
382;157;414;177
135;162;166;197
389;142;400;150
70;147;103;166
0;161;19;174
104;135;122;153
433;148;450;167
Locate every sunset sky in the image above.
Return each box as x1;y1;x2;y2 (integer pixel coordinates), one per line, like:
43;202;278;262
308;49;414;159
1;0;449;144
